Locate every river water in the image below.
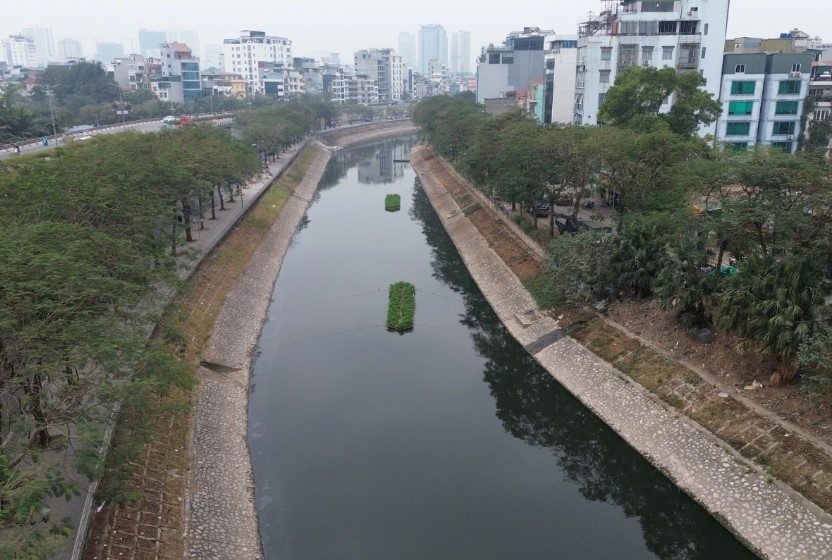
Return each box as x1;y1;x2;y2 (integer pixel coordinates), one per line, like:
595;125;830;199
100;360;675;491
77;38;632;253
248;137;757;560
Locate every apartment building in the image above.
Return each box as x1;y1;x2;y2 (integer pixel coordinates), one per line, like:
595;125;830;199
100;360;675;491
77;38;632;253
3;35;37;67
418;25;447;75
223;30;292;94
717;52;812;153
354;48;403;103
151;42;201;103
476;27;552;103
544;35;579;124
111;54;148;91
574;0;730;137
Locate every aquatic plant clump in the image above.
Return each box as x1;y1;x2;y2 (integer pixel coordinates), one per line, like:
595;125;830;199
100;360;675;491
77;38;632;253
385;194;401;212
386;281;415;332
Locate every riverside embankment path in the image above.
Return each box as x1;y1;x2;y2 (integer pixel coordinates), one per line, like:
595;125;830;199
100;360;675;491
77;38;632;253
410;144;832;560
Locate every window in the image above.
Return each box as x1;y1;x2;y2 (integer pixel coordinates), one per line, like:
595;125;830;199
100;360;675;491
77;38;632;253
731;81;755;95
778;81;801;94
775;101;799;114
599;70;611;84
599;93;606;106
662;46;674;60
772;141;793;152
502;56;514;64
701;47;706;59
659;21;678;34
642;46;653;62
600;47;612;61
488;53;500;64
772;121;796;135
704;23;709;36
726;122;751;136
735;64;746;73
618;44;638;69
728;101;753;115
731;142;748;151
791;63;802;73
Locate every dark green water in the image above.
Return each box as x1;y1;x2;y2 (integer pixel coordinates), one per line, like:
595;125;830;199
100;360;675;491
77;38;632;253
248;137;757;560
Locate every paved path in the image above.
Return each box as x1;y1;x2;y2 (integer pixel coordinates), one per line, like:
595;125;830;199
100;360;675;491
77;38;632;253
411;144;832;560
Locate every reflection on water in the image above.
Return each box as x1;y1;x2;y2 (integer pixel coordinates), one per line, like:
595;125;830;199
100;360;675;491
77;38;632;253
318;135;418;190
249;137;757;560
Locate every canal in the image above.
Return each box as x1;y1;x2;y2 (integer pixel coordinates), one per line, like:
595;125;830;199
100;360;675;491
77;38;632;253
248;137;757;560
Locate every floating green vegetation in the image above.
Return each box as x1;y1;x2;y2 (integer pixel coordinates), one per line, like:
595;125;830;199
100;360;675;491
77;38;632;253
386;281;415;332
385;193;401;212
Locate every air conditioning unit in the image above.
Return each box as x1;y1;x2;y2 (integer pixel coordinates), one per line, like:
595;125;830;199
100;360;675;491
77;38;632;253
789;71;802;78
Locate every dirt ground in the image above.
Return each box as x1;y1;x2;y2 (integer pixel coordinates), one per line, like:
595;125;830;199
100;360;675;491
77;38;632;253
607;299;832;446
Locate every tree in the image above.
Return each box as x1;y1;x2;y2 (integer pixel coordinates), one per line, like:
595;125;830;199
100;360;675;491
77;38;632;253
598;66;721;137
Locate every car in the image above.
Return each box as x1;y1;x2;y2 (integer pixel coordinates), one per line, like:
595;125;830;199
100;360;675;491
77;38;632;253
555;217;578;235
527;200;551;217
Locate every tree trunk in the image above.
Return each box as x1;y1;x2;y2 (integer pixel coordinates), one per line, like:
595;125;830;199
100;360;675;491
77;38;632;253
715;239;728;272
218;185;226;210
210;190;217;219
182;198;194;242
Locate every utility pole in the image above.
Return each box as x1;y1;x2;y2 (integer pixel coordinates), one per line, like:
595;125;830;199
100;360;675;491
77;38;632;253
45;85;60;147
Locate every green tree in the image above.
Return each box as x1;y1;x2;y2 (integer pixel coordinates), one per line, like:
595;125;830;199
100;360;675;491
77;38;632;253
598;66;721;137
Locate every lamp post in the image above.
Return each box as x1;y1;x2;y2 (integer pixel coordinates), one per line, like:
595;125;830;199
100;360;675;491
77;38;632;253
45;85;60;147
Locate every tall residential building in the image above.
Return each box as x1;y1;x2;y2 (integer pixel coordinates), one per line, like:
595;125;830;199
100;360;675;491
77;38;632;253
574;0;730;137
354;48;403;103
57;38;84;61
222;30;292;94
544;35;579;124
450;30;471;75
398;32;417;68
166;30;200;60
418;24;447;75
138;28;167;58
22;27;56;67
476;27;552;103
95;41;125;62
151;42;202;103
3;35;37;67
204;44;223;69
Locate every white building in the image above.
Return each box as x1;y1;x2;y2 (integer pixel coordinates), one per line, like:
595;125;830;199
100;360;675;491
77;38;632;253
57;38;84;61
22;27;56;67
450;30;471;75
3;35;37;67
574;0;730;137
223;30;292;94
354;48;403;103
544;35;579;124
418;24;447;75
111;54;148;91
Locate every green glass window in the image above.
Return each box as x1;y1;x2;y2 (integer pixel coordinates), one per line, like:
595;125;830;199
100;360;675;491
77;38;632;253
775;101;799;114
728;101;753;115
772;121;796;135
730;142;748;151
730;81;755;95
771;141;793;152
726;122;751;136
778;81;801;94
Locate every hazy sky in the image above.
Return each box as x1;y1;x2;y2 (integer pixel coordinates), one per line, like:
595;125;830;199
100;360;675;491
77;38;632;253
2;0;830;64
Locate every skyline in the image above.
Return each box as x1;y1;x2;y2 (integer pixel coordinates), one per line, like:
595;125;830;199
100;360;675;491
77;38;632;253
2;0;831;68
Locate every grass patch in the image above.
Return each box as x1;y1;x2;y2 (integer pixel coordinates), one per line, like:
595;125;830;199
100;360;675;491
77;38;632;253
386;281;415;332
385;193;401;211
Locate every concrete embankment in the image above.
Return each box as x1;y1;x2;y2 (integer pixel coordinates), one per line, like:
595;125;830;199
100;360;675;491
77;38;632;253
410;144;832;560
182;122;415;559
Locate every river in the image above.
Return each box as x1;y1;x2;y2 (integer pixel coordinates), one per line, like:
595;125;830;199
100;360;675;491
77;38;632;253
248;136;757;560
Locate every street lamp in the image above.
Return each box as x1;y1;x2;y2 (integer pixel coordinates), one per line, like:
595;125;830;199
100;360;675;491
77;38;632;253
44;84;60;147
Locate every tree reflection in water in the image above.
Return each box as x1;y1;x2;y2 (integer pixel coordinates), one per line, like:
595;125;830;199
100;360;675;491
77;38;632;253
410;182;757;560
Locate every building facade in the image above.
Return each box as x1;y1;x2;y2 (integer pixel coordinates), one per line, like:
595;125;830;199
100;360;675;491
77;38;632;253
3;35;37;67
138;29;167;58
476;27;552;103
450;30;471;75
574;0;730;137
22;27;56;67
716;52;812;153
57;38;84;62
354;48;403;103
544;35;579;124
111;54;148;91
151;42;202;103
418;24;447;75
223;30;292;94
398;32;417;69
